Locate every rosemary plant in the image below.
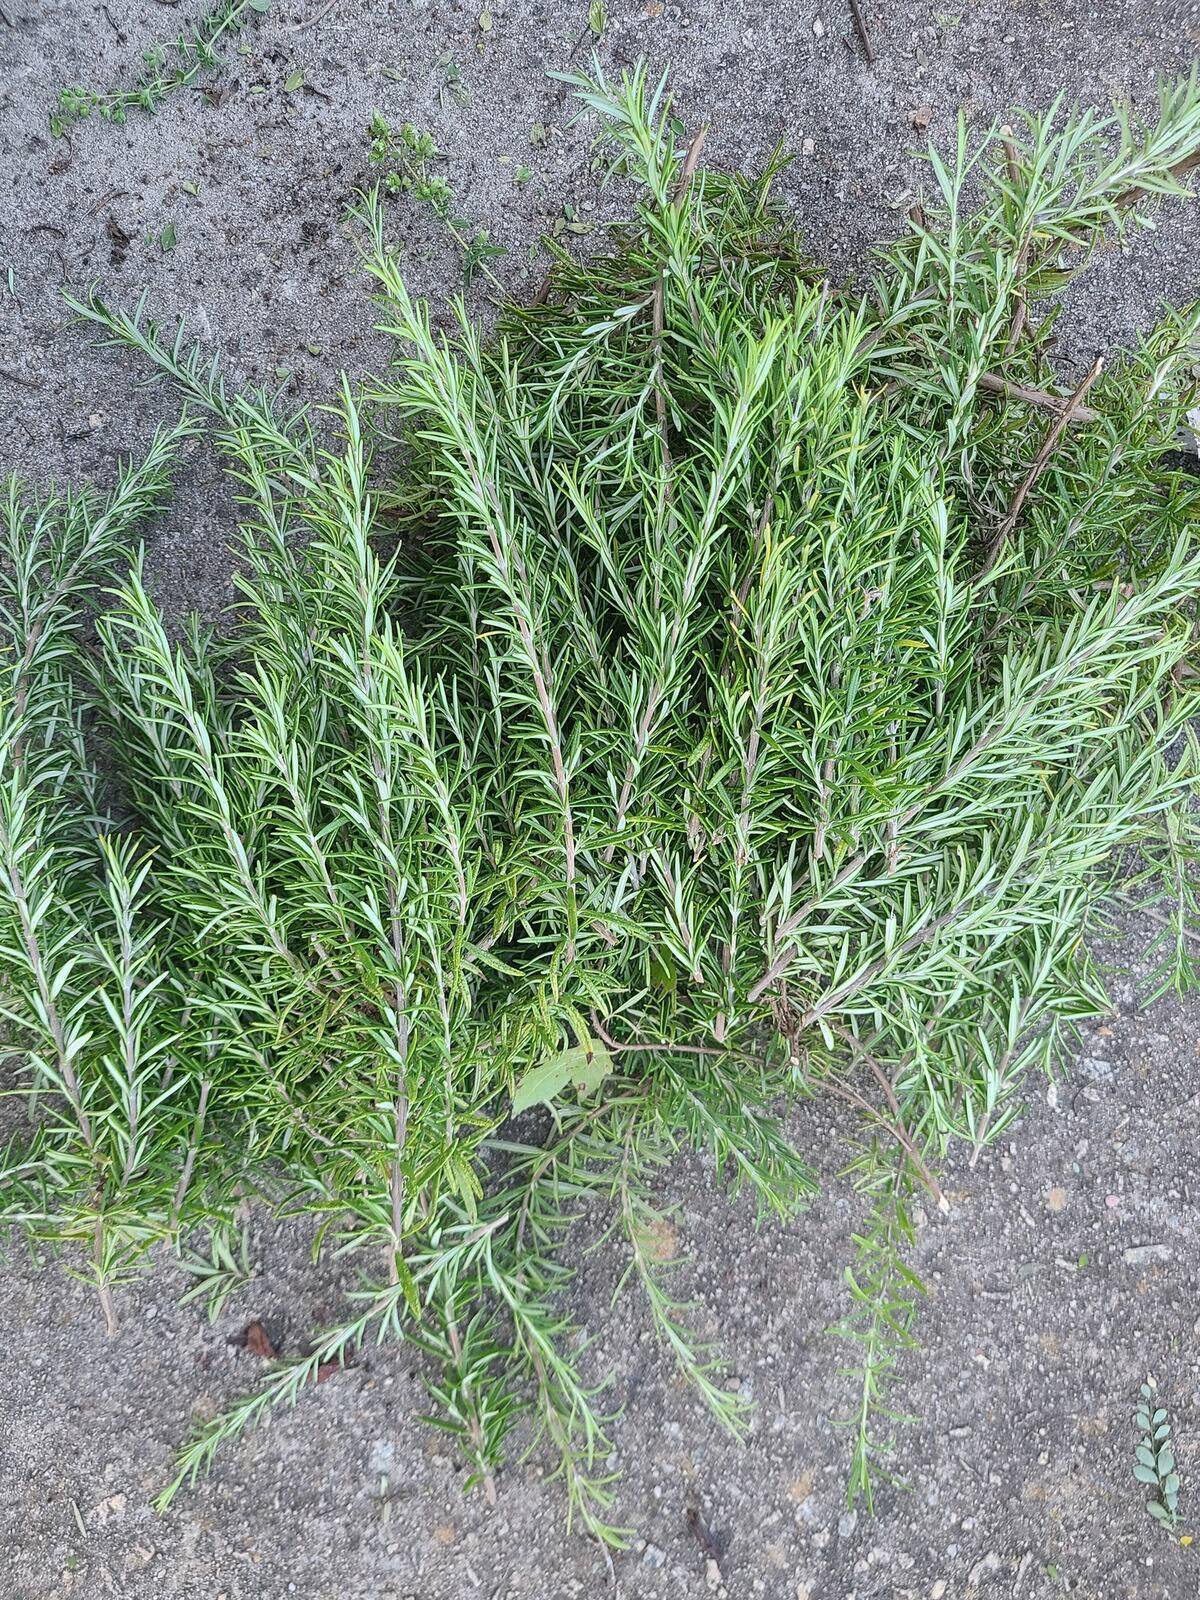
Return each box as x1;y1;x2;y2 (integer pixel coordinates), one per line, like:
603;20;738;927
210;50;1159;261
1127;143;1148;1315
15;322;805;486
5;62;1200;1541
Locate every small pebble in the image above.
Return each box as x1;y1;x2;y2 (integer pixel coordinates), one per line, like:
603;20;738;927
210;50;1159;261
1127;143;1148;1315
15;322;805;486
1124;1243;1172;1265
968;1551;1001;1587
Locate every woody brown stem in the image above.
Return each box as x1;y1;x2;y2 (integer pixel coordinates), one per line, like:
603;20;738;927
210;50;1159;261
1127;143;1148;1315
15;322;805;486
979;354;1105;580
976;372;1099;423
825;1023;949;1210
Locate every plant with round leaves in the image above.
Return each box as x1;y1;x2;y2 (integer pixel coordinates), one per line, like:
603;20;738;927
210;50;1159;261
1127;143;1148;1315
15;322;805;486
1135;1377;1182;1527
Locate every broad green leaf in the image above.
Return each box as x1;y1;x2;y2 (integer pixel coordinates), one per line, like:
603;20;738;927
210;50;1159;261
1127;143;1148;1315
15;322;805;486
511;1040;613;1116
648;947;678;992
1147;1500;1169;1521
393;1254;421;1320
1133;1464;1159;1485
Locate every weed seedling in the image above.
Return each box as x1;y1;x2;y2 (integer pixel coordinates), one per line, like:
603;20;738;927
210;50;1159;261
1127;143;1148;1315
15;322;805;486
368;115;454;215
366;112;507;289
50;0;268;136
438;54;471;110
1135;1379;1182;1527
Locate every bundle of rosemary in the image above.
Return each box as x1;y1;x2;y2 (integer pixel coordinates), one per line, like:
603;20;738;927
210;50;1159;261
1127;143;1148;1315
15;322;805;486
3;64;1200;1540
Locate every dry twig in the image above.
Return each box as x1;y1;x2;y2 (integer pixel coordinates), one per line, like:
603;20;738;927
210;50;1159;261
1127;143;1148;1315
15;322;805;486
848;0;876;63
980;354;1106;578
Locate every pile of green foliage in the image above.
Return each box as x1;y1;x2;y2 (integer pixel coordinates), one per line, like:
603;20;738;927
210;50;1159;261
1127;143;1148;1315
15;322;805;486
5;64;1200;1540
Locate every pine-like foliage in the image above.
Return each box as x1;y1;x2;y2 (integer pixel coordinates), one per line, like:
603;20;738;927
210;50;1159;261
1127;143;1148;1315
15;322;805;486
4;64;1200;1539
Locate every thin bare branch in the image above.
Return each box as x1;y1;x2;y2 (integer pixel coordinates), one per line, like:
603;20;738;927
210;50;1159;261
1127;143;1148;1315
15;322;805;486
979;353;1105;579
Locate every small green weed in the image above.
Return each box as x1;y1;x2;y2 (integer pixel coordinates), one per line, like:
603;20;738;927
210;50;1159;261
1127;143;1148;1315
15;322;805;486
368;115;454;215
366;112;506;289
438;54;470;110
50;0;268;137
1135;1378;1182;1527
179;1225;255;1321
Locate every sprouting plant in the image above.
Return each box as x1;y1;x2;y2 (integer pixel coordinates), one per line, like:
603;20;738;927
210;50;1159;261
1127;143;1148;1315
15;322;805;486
178;1223;255;1321
368;115;455;215
550;200;595;239
458;227;507;287
416;1290;522;1504
366;112;507;290
50;0;268;137
589;1;608;37
1135;1379;1182;1527
833;1189;924;1510
438;54;471;110
7;60;1200;1545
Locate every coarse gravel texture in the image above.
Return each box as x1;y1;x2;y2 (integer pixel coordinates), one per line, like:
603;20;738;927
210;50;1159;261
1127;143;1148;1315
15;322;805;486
4;1;1200;1597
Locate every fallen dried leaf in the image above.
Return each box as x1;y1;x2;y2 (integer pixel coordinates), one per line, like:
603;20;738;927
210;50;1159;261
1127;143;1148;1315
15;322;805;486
911;105;934;132
237;1319;278;1359
686;1504;723;1560
86;1493;127;1528
105;215;131;267
639;1216;678;1262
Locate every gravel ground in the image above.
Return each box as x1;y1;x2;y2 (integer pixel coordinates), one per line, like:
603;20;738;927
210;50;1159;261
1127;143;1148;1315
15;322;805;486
3;2;1200;1597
